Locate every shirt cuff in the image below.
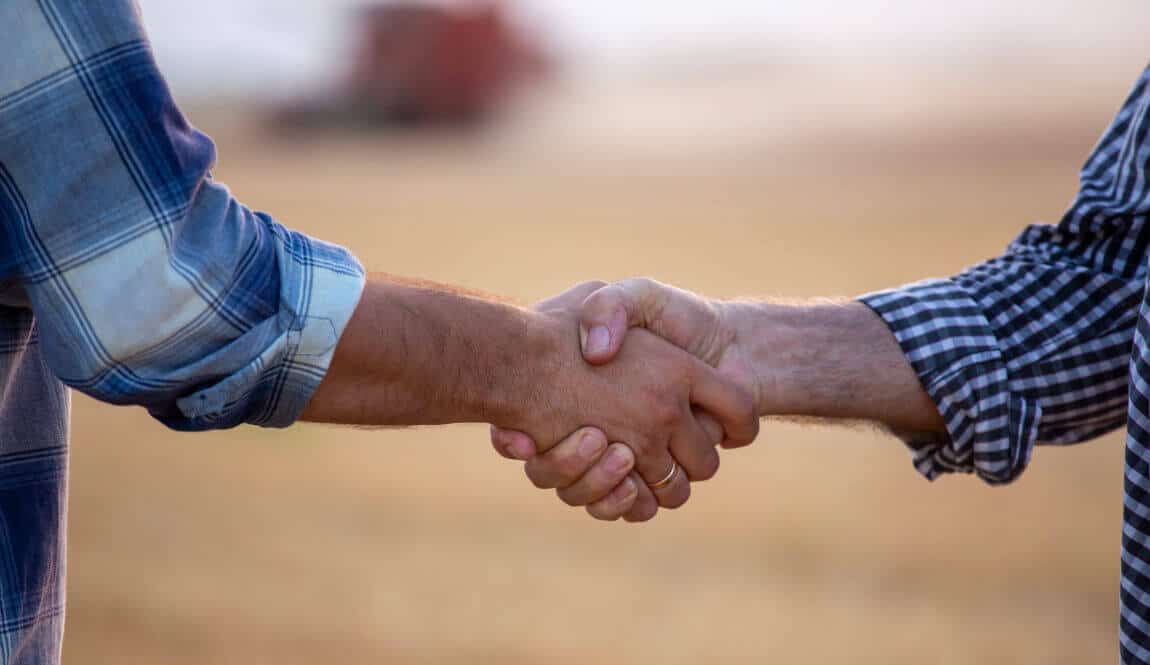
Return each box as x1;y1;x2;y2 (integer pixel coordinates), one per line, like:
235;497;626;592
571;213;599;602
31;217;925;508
171;222;366;430
859;279;1041;485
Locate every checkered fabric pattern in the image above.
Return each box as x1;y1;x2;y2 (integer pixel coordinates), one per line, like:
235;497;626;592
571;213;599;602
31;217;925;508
0;2;364;661
4;1;1150;663
861;64;1150;664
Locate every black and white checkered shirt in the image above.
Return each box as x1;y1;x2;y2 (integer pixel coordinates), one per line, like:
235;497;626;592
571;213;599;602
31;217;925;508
860;64;1150;663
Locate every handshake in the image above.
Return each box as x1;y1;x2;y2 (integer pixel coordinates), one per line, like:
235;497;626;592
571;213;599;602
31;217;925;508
486;278;765;523
306;274;944;518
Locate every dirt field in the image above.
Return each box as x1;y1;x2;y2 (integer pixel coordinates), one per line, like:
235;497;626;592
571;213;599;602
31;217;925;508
60;71;1140;664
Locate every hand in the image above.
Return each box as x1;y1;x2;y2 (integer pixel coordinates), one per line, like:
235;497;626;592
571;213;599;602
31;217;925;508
578;278;758;416
491;280;758;521
499;290;756;516
492;425;647;520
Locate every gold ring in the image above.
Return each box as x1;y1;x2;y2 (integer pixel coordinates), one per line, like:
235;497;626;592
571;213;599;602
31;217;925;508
647;461;679;490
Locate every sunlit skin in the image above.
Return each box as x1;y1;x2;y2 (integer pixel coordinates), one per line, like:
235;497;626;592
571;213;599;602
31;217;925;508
493;278;946;520
301;276;759;522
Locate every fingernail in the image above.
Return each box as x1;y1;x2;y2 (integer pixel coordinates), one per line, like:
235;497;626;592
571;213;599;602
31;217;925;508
578;431;605;459
505;438;534;461
605;445;632;473
612;477;637;501
584;325;610;355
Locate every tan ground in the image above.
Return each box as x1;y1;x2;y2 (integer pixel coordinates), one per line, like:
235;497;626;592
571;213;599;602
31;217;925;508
61;71;1139;664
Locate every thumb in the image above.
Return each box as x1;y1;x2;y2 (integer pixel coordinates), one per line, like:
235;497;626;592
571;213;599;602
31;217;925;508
578;284;632;365
580;278;720;366
490;426;539;461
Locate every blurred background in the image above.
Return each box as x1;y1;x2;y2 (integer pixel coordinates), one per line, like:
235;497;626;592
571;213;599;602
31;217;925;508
65;1;1150;663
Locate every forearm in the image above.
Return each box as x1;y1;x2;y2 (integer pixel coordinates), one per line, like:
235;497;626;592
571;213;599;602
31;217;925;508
725;300;946;434
301;273;553;427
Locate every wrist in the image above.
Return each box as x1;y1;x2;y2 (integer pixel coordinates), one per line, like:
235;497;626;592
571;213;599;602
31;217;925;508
725;298;939;430
481;310;568;427
724;300;855;418
723;301;792;417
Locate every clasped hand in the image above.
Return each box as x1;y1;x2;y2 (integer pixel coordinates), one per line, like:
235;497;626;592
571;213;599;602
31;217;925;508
488;279;761;522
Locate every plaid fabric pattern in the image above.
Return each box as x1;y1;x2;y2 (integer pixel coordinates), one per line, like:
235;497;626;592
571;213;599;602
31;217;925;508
861;64;1150;663
0;2;365;661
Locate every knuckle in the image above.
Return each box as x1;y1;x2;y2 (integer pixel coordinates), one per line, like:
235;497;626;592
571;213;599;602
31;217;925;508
721;396;760;448
634;276;660;297
489;427;510;456
624;276;654;291
625;504;657;522
557;487;584;507
662;485;691;510
690;451;720;482
723;436;753;450
579;475;615;501
588;484;635;519
573;280;609;300
582;284;616;310
584;279;609;291
554;453;588;484
626;490;659;522
627;277;668;314
706;450;722;477
586;503;621;522
524;462;552;489
733;420;760;447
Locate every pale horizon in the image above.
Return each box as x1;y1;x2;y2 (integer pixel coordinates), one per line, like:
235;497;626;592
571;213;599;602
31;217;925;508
140;0;1149;99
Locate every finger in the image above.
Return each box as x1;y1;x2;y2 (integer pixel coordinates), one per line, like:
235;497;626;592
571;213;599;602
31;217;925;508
633;440;691;510
653;457;692;509
694;409;725;448
557;443;635;506
535;280;608;313
585;474;640;521
668;416;721;482
490;426;537;461
524;427;607;490
694;408;750;451
689;361;760;448
622;472;659;522
579;278;718;365
578;282;651;364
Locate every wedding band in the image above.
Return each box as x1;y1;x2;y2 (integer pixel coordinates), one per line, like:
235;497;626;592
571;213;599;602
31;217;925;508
647;461;679;490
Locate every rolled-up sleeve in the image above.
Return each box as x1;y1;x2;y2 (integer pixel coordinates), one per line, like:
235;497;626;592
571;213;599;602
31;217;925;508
860;65;1150;484
861;237;1142;483
0;1;365;430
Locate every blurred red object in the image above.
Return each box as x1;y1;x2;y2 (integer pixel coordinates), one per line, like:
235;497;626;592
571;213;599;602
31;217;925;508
275;1;553;130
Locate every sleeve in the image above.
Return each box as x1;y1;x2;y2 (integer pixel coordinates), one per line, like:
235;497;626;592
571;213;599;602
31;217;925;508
0;1;365;430
859;64;1150;485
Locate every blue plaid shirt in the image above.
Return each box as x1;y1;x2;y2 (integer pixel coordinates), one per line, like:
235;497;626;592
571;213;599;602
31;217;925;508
5;2;1150;664
0;2;364;661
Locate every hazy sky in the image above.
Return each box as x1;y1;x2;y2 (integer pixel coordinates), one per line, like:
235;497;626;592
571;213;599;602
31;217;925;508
139;0;1149;98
